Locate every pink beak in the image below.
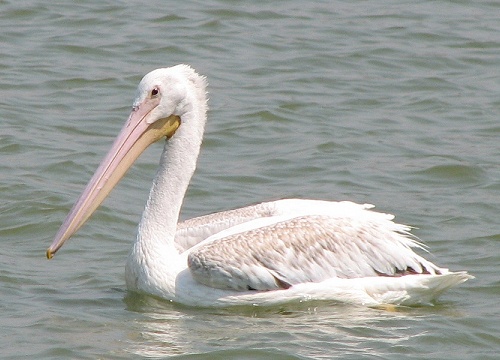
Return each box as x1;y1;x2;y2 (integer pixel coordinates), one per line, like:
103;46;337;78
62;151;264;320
47;98;180;259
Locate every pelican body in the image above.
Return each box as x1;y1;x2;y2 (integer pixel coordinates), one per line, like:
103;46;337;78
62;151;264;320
47;65;472;307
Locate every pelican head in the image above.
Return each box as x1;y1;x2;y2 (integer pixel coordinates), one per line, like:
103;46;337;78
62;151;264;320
47;65;206;259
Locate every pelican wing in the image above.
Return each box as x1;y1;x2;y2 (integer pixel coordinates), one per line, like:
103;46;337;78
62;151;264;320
187;214;445;291
176;199;391;252
175;202;276;252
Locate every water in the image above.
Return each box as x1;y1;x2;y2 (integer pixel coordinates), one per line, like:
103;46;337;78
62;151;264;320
1;0;499;358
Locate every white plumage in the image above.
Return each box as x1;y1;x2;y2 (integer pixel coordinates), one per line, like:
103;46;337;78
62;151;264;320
47;65;472;307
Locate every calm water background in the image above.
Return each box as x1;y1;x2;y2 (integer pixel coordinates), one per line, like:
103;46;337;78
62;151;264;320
1;1;499;359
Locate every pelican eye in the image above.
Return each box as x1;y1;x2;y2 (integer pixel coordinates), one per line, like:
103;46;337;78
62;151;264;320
151;87;159;97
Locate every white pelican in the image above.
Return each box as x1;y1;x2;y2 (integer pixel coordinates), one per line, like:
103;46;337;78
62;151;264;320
47;64;472;307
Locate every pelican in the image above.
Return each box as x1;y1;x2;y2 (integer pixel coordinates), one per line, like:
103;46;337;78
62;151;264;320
47;64;472;307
